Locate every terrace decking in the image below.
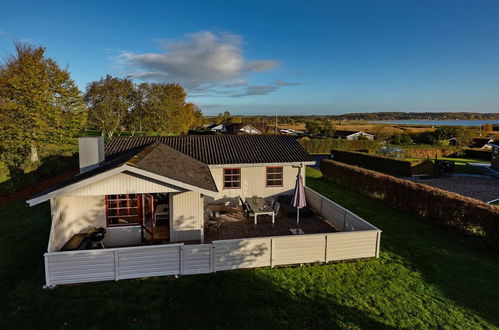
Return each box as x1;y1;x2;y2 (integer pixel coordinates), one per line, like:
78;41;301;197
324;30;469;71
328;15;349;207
204;206;338;243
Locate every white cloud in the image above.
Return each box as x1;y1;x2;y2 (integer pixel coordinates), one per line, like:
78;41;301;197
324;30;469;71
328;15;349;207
117;31;280;90
0;30;6;35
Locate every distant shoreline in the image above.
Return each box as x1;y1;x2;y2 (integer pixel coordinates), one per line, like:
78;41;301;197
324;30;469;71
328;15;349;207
368;120;499;126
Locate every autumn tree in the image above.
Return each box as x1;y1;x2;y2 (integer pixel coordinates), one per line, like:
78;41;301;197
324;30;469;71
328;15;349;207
0;42;86;165
84;75;135;137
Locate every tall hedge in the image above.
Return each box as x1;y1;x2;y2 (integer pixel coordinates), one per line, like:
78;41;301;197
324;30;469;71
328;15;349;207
298;137;379;154
320;159;499;249
331;150;433;176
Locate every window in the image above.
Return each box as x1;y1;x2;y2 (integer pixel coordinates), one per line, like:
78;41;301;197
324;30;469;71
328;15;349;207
266;167;283;187
223;168;241;189
106;194;141;226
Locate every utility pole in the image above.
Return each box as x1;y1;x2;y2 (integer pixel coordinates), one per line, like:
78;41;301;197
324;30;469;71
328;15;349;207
275;109;278;134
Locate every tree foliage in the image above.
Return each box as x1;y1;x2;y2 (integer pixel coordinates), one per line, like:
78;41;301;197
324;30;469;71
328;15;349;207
0;42;86;165
85;75;135;138
87;78;204;136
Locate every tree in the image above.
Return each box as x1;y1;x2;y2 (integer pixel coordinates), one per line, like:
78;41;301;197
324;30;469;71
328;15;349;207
84;75;135;138
305;121;321;135
0;42;86;165
320;120;336;137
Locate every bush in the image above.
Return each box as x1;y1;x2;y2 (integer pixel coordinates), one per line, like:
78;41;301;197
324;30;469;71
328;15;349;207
403;148;458;158
331;150;433;176
299;137;379;154
320;159;499;250
459;149;492;161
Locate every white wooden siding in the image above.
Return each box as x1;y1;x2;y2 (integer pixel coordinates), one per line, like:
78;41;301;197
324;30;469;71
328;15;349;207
45;249;115;285
49;195;106;252
103;226;142;247
67;172;181;196
170;191;204;243
117;244;182;279
43;188;382;286
213;238;271;270
272;234;326;266
183;244;212;274
304;186;379;232
326;231;379;261
209;165;302;201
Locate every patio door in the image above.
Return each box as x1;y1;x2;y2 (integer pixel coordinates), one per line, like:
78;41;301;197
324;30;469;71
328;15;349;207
142;193;155;244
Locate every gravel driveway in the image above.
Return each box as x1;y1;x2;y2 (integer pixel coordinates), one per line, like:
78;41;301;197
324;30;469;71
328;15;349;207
414;176;499;202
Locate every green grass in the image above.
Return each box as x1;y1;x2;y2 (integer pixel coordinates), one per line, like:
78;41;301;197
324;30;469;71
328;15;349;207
407;157;490;174
1;169;499;329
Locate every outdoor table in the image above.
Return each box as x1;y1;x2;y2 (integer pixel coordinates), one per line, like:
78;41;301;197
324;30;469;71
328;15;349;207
245;197;275;228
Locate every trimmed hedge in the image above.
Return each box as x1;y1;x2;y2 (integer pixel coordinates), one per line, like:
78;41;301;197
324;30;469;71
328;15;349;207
331;150;433;176
460;149;492;161
299;137;379;154
403;148;457;158
320;159;499;249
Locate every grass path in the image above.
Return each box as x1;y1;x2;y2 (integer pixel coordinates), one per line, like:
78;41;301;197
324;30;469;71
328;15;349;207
1;168;498;329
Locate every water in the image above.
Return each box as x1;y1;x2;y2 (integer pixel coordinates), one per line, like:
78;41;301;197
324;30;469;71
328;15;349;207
368;120;499;126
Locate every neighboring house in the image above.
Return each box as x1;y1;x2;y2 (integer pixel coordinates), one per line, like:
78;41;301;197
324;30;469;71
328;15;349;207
490;142;499;170
471;137;494;149
448;137;458;146
206;123;227;133
29;135;381;286
225;123;262;135
334;130;375;140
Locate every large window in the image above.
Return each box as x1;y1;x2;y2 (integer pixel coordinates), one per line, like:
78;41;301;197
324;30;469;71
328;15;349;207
266;167;283;187
223;168;241;189
106;194;141;226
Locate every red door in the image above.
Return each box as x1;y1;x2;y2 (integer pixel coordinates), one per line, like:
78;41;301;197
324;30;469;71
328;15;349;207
142;194;155;244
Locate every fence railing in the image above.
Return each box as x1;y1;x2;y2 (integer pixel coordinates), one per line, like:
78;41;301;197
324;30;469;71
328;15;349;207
43;188;381;286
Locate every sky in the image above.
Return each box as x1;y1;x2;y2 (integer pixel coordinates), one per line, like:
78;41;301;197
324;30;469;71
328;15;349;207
1;0;499;116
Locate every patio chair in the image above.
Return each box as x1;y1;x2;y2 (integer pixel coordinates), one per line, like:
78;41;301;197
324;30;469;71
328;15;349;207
272;201;281;224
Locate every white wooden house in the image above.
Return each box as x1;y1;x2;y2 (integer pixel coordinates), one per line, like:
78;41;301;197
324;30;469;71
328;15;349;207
28;135;381;286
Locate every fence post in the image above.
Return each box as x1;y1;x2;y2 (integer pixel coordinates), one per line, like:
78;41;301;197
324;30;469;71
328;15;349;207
114;249;120;281
375;232;382;258
44;254;51;287
324;235;328;262
179;245;184;275
270;239;275;268
210;244;216;272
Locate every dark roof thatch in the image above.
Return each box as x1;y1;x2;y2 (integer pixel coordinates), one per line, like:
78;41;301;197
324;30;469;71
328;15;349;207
128;142;217;192
105;135;313;165
28;142;218;203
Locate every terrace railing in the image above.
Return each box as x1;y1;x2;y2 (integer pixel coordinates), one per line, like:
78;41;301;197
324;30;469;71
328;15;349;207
43;188;381;286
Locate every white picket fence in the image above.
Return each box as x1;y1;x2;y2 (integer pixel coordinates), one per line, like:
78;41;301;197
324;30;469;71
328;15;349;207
43;188;382;286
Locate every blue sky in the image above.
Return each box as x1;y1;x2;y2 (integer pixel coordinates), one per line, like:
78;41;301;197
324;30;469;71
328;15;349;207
1;0;499;115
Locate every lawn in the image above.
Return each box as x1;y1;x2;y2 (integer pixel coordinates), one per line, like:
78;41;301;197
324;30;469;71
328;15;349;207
1;168;499;329
407;157;490;174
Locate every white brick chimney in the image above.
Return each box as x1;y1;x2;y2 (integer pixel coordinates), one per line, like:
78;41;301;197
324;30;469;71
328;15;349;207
78;137;104;173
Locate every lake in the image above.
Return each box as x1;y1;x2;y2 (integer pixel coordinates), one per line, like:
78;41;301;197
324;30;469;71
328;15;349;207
368;120;499;126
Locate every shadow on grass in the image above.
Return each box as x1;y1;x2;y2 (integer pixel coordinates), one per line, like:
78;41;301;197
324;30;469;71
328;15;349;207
0;204;394;329
306;172;499;327
0;154;78;195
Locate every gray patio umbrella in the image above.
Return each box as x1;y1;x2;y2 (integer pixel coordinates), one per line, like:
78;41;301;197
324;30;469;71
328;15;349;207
291;166;307;228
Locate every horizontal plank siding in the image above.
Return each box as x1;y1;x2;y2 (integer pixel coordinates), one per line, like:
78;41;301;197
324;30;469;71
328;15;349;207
104;226;141;247
45;250;115;285
44;189;381;286
326;231;379;261
183;244;212;274
272;234;326;266
118;245;181;279
213;238;271;271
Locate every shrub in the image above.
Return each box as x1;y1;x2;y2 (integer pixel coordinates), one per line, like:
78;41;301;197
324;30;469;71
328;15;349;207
331;150;433;176
320;159;499;250
299;137;379;154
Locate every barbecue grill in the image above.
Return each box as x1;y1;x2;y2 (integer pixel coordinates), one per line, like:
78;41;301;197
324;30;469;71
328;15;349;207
88;227;107;249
